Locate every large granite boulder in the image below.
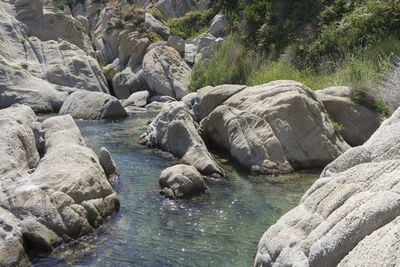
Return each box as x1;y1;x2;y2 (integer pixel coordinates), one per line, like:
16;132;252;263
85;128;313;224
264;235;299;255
209;14;226;37
0;2;108;112
59;91;128;120
142;44;191;100
316;86;381;146
144;12;170;39
159;164;207;199
112;66;147;99
0;105;119;266
141;101;223;176
254;106;400;266
201;81;350;174
121;90;150;107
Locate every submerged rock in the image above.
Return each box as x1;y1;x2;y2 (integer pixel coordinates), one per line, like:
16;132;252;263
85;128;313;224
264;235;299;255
201;81;350;174
316;86;381;146
59;91;128;120
0;105;119;266
142;101;224;176
159;164;207;198
254;106;400;266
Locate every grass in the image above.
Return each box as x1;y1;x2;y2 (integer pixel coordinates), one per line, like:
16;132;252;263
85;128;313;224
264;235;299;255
20;62;29;69
21;37;29;43
102;65;115;76
145;31;163;43
331;122;343;138
11;65;22;71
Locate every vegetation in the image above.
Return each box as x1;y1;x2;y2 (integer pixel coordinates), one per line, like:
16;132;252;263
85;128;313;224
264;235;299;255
10;65;22;71
20;37;29;43
20;63;29;69
166;9;217;39
145;31;163;43
102;65;115;76
332;122;343;138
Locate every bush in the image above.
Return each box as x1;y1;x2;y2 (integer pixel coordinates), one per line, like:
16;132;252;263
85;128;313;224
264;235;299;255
167;9;217;40
20;63;29;69
11;65;22;71
332;122;343;138
376;56;400;114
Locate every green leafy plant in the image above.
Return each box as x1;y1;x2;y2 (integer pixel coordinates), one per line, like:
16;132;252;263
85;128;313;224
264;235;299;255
332;122;343;138
20;37;29;43
11;65;22;71
20;62;29;69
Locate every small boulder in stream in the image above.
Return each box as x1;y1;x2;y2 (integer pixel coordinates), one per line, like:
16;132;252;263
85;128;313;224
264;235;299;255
99;147;119;182
159;164;207;199
59;91;128;120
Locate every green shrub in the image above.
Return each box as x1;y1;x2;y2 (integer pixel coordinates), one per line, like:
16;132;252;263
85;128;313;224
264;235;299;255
149;8;163;21
145;30;163;43
167;9;217;40
102;65;115;76
20;62;29;69
332;122;343;138
20;37;29;43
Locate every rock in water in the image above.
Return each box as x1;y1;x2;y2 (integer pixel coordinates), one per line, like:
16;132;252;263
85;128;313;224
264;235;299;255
59;91;128;120
143;44;191;100
0;105;119;266
99;147;119;181
201;80;350;174
316;86;381;146
254;106;400;266
159;164;207;198
142;101;224;176
122;91;150;107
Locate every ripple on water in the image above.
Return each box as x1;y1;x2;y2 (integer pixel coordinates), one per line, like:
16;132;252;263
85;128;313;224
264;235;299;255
31;113;319;266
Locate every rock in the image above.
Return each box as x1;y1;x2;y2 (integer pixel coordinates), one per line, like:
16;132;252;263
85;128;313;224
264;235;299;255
159;164;207;198
0;105;119;266
316;87;381;146
143;101;224;175
184;43;197;64
254;106;400;267
121;90;150;107
59;91;128;120
144;13;170;39
149;95;176;103
154;0;210;20
112;66;147;99
15;0;43;20
99;147;119;180
181;92;198;109
201;81;350;174
167;35;185;54
209;14;225;37
196;84;246;120
103;58;123;81
118;31;150;67
143;44;191;100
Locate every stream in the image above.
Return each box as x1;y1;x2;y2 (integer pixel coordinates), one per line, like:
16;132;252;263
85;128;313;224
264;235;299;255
32;113;319;266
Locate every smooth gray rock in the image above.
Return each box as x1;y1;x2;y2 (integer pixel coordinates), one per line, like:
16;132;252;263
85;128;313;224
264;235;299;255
0;105;119;266
143;44;191;100
112;66;147;99
99;147;119;180
142;101;224;176
159;164;207;198
144;12;170;39
122;90;150;107
181;92;198;109
184;43;197;64
149;95;176;103
201;81;350;174
254;106;400;267
154;0;209;20
59;91;128;120
167;35;185;54
209;14;225;37
316;87;381;146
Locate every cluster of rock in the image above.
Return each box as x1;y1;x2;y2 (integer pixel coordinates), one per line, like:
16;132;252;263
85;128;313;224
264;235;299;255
0;104;119;266
254;105;400;266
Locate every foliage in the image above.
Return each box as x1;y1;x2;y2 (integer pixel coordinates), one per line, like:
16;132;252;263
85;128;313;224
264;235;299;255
148;8;163;21
331;122;343;138
20;37;29;43
102;65;115;76
20;62;29;69
10;65;22;71
145;30;163;43
376;56;400;114
107;19;124;31
166;9;217;40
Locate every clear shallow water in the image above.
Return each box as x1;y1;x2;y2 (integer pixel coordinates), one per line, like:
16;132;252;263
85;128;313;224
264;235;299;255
32;114;319;267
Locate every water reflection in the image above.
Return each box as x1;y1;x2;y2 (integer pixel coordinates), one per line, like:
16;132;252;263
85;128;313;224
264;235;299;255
32;114;319;266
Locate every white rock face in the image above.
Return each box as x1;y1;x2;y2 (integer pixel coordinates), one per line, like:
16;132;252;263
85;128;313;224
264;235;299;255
142;101;224;176
0;105;119;266
122;90;150;107
0;1;108;112
201;81;350;174
59;91;128;120
254;106;400;267
316;86;381;146
159;164;207;198
143;44;191;100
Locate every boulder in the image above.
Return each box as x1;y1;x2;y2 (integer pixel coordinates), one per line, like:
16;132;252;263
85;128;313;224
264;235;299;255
209;14;225;37
254;106;400;267
15;0;43;20
154;0;210;20
316;86;381;146
184;43;197;64
149;95;176;103
201;81;350;174
121;90;150;107
99;147;119;180
181;92;198;109
141;101;224;176
112;66;147;99
159;164;207;198
0;105;119;266
143;44;191;100
59;91;128;120
167;35;185;54
144;13;170;39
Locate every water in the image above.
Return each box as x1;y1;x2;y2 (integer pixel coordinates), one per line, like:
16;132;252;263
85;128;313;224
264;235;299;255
32;114;319;266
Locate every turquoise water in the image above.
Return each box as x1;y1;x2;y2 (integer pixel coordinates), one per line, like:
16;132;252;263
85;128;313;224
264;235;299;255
32;114;319;266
